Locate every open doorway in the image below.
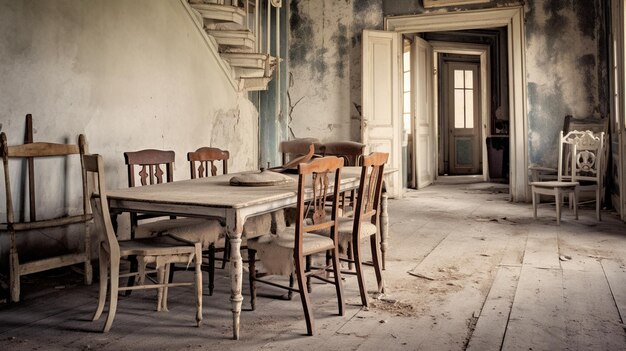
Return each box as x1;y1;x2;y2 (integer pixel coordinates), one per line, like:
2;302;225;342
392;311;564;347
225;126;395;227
385;7;528;201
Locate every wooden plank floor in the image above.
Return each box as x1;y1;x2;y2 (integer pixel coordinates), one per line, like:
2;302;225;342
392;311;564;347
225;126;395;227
1;183;625;350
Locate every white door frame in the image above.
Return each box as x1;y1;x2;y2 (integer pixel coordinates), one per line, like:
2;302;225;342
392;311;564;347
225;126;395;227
386;6;528;202
430;41;490;181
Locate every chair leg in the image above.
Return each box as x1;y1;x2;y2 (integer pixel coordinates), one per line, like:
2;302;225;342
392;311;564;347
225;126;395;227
295;255;315;336
330;246;345;317
347;242;354;271
573;188;579;220
84;224;93;286
93;246;108;321
555;190;562;225
156;265;166;312
248;249;257;311
531;188;538;219
103;259;120;333
352;238;368;307
370;233;385;294
125;256;138;297
596;190;602;221
162;264;170;312
194;245;203;327
306;255;312;293
288;273;295;300
9;242;20;303
208;244;215;296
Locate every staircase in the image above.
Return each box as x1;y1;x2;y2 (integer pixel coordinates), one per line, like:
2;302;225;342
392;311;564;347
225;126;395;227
187;0;280;92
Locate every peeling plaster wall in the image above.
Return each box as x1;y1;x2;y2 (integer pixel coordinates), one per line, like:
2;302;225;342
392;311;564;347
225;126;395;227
290;0;609;170
385;0;608;168
0;0;258;268
288;0;383;142
525;0;608;166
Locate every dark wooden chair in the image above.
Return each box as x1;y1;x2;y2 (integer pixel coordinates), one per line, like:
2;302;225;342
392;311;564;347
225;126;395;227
247;156;345;336
124;149;223;295
279;138;323;165
0;132;93;302
322;141;366;166
86;154;202;332
188;147;229;178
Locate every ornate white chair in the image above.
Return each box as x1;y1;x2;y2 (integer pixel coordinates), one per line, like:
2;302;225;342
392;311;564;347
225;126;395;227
530;130;604;224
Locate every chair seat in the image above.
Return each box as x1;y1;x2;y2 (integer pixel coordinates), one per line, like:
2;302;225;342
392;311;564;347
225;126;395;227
119;234;199;258
134;217;224;250
530;181;579;189
247;228;334;276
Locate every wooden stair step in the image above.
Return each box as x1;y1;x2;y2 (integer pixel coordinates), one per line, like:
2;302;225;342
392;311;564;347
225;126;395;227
207;30;255;51
189;3;246;27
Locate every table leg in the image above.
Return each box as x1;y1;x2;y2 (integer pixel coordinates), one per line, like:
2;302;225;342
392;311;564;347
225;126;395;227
380;193;389;271
229;235;243;340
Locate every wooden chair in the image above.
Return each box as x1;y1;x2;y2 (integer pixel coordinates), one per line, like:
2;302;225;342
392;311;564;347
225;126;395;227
247;156;345;336
317;152;387;307
124;149;223;295
86;154;202;332
0;132;92;303
188;147;229;178
530;130;604;224
279;138;323;165
322;141;366;166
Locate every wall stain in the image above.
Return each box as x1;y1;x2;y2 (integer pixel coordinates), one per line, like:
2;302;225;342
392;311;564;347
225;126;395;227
573;0;596;40
289;0;314;66
332;23;349;78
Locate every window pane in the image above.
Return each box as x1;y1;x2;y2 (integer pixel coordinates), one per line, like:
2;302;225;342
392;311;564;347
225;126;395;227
464;70;473;88
403;51;410;71
454;89;465;128
465;90;474;128
403;113;411;132
454;70;464;89
403;71;411;91
403;92;411;113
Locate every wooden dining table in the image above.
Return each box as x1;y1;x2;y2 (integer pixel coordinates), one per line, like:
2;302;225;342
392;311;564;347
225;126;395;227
106;166;391;340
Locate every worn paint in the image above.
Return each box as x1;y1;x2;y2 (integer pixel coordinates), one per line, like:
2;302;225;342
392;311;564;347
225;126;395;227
0;0;259;268
288;0;383;142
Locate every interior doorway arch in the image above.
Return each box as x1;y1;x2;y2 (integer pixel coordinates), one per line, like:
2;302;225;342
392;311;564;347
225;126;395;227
386;7;528;202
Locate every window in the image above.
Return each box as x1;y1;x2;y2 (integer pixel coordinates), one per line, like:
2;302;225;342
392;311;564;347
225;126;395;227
453;69;474;129
403;48;411;133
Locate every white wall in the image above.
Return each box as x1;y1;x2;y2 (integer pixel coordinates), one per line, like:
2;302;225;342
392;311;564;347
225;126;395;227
0;0;259;266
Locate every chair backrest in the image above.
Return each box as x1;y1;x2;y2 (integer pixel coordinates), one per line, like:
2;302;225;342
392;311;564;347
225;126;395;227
279;138;323;165
353;153;388;226
323;141;366;166
294;156;344;255
1;132;88;225
563;130;605;185
84;154;120;259
124;149;175;187
187;147;229;178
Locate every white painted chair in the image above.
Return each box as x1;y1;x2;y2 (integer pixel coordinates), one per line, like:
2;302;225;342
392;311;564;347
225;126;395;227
530;130;604;224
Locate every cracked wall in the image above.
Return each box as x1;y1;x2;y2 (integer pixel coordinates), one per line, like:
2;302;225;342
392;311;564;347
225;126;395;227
288;0;383;142
0;0;258;270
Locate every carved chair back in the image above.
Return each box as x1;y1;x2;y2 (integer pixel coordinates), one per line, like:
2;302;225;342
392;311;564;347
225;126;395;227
187;147;229;178
124;149;175;187
295;156;344;256
353;152;388;227
563;130;605;185
123;149;175;235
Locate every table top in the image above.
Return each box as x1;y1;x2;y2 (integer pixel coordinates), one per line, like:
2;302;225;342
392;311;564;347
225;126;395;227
106;167;365;210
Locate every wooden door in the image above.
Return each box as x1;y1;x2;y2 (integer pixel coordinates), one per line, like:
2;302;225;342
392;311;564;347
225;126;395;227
362;30;403;198
443;61;481;175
